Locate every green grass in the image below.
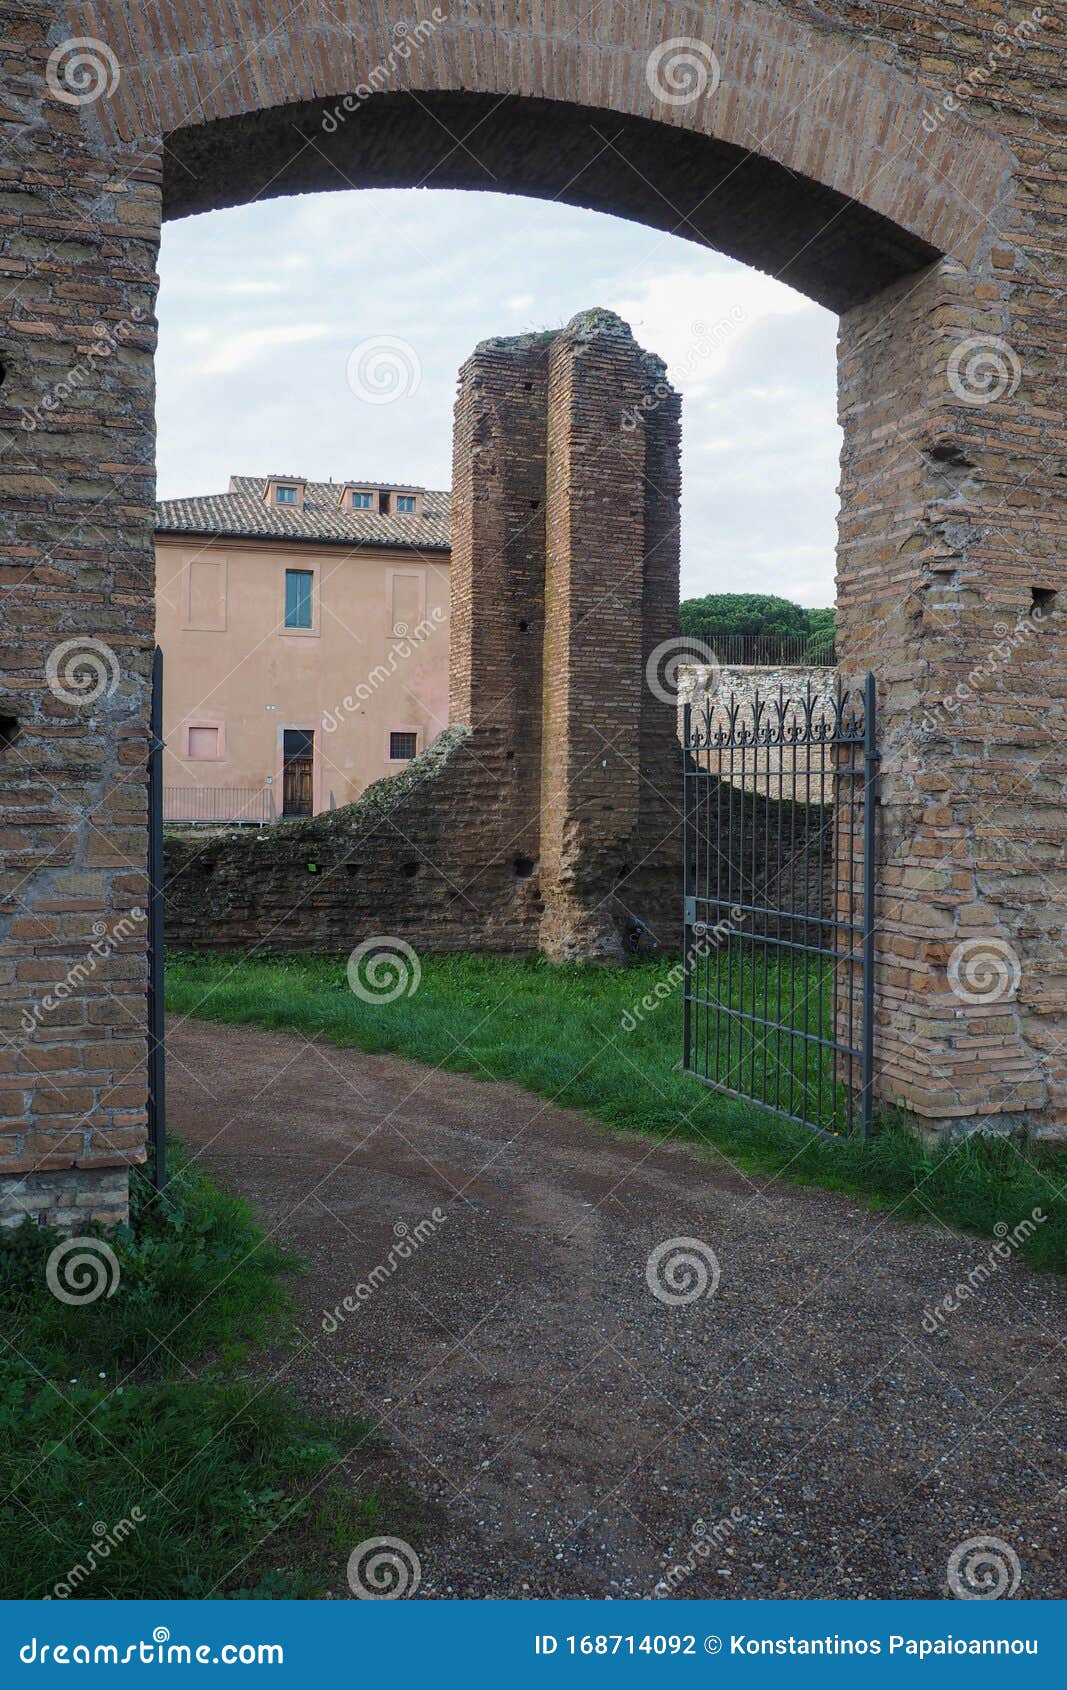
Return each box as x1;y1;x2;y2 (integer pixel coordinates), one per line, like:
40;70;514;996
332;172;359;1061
687;947;853;1131
0;1152;382;1599
166;950;1067;1273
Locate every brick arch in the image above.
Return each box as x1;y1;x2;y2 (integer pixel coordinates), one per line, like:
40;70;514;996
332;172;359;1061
2;0;1060;1236
65;0;1014;311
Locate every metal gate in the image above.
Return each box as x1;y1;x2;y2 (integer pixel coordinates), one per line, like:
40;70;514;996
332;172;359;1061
682;673;877;1136
147;646;167;1189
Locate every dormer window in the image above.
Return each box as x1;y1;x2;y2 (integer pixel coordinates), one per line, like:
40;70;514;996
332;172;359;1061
396;495;416;513
337;485;379;512
264;477;306;508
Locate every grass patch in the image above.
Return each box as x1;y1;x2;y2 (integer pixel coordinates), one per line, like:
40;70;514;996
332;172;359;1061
0;1151;380;1598
167;951;1067;1273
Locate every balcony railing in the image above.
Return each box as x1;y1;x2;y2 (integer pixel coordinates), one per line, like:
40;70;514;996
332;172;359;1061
682;633;837;668
164;786;276;825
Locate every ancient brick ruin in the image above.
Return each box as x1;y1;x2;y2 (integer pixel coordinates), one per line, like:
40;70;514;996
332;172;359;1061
1;1;1063;1229
163;310;684;963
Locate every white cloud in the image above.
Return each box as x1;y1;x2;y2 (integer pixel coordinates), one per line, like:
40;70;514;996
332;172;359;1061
157;190;841;604
191;323;331;376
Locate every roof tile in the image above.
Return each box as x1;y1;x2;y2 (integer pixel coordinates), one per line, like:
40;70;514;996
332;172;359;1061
156;475;451;551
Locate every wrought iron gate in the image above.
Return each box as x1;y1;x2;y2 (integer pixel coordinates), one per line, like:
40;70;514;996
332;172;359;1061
682;673;878;1136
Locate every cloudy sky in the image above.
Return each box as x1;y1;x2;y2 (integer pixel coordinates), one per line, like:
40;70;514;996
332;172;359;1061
157;188;841;608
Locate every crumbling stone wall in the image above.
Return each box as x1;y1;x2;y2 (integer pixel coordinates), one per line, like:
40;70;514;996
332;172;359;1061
163;728;544;957
2;0;1063;1229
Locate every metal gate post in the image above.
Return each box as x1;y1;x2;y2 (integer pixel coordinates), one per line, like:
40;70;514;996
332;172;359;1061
681;702;692;1072
147;646;167;1191
860;671;879;1137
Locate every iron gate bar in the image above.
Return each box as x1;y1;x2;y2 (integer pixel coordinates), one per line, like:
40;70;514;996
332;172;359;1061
147;646;166;1191
682;673;878;1138
861;670;879;1136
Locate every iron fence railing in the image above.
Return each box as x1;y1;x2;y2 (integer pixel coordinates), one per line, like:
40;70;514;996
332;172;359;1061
683;633;837;668
164;785;275;825
682;675;878;1137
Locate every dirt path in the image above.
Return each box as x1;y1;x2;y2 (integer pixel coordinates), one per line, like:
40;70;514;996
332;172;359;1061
169;1017;1066;1600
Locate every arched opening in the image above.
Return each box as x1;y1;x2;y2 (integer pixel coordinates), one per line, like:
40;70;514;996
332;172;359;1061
162;90;940;314
3;0;1062;1613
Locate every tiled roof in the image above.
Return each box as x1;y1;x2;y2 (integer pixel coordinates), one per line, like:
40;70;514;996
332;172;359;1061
156;475;451;551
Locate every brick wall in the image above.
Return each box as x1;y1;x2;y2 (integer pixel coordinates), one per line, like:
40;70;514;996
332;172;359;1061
162;727;544;958
0;1;159;1228
2;0;1063;1229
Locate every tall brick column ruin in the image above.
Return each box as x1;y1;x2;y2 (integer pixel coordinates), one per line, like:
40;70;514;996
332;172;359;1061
449;311;683;961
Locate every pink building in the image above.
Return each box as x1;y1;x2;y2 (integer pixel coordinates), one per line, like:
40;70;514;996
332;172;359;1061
155;475;451;822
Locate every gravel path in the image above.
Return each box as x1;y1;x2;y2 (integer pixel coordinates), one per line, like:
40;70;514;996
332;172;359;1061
169;1017;1066;1600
